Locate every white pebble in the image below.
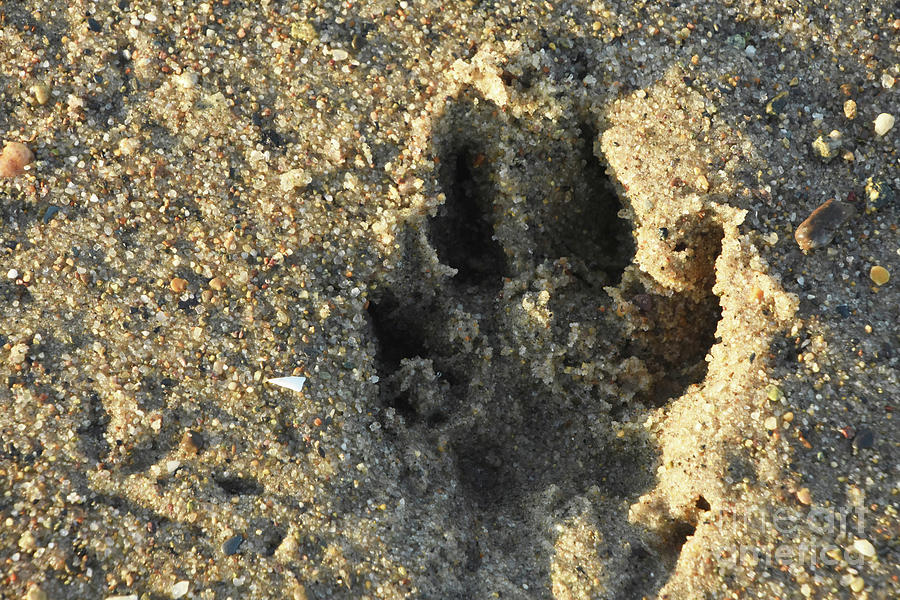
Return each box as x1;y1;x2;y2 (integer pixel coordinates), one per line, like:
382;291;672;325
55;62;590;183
874;113;895;136
176;71;198;89
7;269;18;279
881;73;895;89
331;48;349;61
852;538;876;557
171;580;189;599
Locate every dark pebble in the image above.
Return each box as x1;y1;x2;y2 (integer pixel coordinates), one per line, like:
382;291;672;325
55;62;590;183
766;91;789;116
43;206;60;223
87;17;102;32
178;296;200;311
794;198;855;251
853;428;874;450
865;178;894;212
836;304;851;318
658;227;669;240
223;534;244;555
261;129;284;148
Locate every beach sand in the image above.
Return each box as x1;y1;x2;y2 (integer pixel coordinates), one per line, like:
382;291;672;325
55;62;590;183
1;1;897;598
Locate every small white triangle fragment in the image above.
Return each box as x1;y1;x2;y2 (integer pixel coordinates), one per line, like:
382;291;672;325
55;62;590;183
266;376;307;393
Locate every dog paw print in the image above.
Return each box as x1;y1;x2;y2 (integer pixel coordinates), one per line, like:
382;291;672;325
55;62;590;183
367;89;727;596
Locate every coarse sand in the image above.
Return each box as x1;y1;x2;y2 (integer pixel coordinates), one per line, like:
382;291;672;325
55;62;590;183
0;1;897;599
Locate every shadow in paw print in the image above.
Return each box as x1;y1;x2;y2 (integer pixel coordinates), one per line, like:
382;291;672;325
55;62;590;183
543;121;635;286
366;290;463;426
430;143;507;292
367;90;723;596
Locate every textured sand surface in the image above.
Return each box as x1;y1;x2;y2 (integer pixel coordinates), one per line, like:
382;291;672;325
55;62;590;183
1;1;897;599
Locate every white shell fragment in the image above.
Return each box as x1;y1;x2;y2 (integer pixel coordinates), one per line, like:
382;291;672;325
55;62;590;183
266;376;307;393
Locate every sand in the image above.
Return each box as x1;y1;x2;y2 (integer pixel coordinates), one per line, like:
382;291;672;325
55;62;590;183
0;1;897;598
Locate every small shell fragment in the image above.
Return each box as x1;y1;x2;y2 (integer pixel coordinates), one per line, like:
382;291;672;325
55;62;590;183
267;376;307;392
794;198;855;251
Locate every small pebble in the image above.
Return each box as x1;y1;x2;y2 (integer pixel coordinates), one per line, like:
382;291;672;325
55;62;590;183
852;538;876;557
873;113;895;136
331;48;349;61
850;576;865;593
43;206;60;223
9;342;29;365
180;430;201;455
835;304;851;318
869;266;889;286
695;174;709;193
853;428;875;449
171;580;189;599
881;73;895;89
765;91;789;116
764;416;778;430
209;276;226;291
811;130;843;161
864;178;894;212
118;137;140;155
726;34;745;50
796;487;812;505
31;83;51;105
0;141;35;178
843;99;857;120
794;198;855;251
7;268;18;279
170;277;188;293
176;71;199;89
18;530;37;551
26;586;48;600
223;534;244;555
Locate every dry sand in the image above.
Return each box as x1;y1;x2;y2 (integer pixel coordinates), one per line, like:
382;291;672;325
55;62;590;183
0;1;897;598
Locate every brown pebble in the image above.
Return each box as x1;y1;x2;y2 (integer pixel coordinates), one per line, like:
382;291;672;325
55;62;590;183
794;199;855;251
209;276;226;291
170;277;188;292
695;174;710;193
0;142;34;178
796;487;812;505
180;430;201;455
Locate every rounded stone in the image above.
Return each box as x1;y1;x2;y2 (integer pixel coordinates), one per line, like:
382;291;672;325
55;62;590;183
0;142;35;178
874;113;895;136
869;266;889;286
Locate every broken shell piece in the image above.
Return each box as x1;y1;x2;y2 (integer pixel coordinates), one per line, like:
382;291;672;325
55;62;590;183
267;376;307;393
794;198;855;251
